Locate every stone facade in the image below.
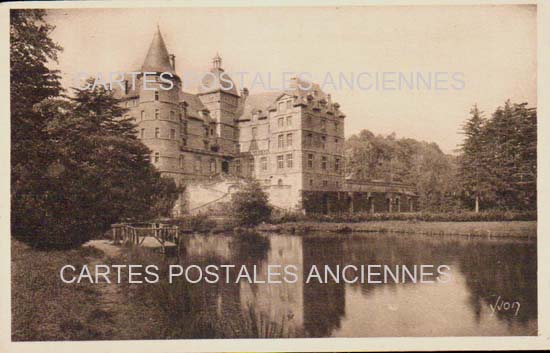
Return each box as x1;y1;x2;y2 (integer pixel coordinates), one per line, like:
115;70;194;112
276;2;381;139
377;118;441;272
115;28;417;215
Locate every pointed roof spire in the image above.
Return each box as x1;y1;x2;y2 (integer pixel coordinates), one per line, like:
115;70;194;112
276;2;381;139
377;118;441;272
212;53;222;70
142;26;175;74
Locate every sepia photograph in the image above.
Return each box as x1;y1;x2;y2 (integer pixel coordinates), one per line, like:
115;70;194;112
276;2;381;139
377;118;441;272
2;1;549;352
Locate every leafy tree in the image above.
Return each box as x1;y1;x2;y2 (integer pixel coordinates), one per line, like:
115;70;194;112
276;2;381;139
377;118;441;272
230;180;272;226
345;129;459;211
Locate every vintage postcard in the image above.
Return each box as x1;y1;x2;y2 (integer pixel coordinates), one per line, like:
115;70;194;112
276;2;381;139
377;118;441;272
1;0;549;352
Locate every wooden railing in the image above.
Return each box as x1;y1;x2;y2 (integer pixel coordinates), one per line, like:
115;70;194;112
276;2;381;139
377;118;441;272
111;223;179;253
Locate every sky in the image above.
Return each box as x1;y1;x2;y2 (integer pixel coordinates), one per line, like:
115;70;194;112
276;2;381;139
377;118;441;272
45;5;536;154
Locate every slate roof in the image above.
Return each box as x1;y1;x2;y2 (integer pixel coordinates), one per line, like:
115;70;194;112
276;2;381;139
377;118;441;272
141;27;175;75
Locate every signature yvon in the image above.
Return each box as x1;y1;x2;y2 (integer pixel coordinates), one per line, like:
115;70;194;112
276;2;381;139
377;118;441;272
490;296;521;316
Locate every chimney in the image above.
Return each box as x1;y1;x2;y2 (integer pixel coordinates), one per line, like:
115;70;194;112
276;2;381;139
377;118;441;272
169;54;176;71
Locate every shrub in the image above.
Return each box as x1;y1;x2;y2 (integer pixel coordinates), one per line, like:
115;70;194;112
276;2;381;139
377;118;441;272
230;180;272;226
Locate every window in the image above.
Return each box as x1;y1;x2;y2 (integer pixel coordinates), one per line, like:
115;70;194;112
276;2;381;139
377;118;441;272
335;158;340;172
170;129;175;139
260;157;267;171
155;109;159;119
183;121;188;134
278;179;283;186
286;100;292;110
140;110;145;120
154;91;159;101
179;155;184;169
179;112;183;121
335;138;339;144
307;115;312;125
194;157;201;172
286;133;293;147
235;160;241;174
286;116;292;126
321;118;326;129
306;133;313;147
252;127;257;137
278;117;284;128
210;128;214;136
321;135;326;149
309;179;314;187
204;127;209;136
140;128;145;138
249;160;255;174
278;134;284;148
210;159;216;173
155;127;160;138
308;153;314;169
321;156;327;170
277;155;284;169
182;138;187;146
278;101;285;112
170;111;175;120
154;152;160;163
286;153;293;168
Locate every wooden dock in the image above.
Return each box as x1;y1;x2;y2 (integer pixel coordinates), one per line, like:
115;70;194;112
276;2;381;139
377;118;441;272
111;223;180;255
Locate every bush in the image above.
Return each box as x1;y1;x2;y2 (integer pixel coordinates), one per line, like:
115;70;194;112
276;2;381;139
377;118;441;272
171;214;217;233
268;210;536;224
230;180;272;226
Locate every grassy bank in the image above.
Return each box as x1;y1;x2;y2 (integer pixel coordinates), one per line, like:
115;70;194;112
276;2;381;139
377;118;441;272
11;239;109;341
257;220;537;238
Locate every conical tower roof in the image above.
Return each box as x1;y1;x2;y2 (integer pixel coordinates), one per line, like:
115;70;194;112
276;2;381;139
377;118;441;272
142;27;175;74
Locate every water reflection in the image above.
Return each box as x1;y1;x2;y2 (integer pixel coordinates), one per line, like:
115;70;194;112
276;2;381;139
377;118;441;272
177;232;536;337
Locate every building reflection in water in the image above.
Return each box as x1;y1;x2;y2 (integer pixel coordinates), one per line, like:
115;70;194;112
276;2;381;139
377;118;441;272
176;233;536;337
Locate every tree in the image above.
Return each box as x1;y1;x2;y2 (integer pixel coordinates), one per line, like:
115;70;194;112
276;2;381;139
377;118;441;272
344;129;459;211
458;101;536;211
458;105;493;212
230;180;272;226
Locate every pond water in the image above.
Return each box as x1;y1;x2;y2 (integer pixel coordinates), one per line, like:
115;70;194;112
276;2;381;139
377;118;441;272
173;232;537;337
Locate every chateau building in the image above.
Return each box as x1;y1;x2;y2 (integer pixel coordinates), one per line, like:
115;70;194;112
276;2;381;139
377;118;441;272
115;28;417;215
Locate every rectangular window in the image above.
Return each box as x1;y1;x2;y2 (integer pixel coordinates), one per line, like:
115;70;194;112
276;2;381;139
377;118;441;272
140;110;145;120
140;128;145;138
286;116;292;126
155;109;159;119
154;90;159;101
286;100;292;110
205;127;209;136
321;135;326;149
277;155;284;169
308;153;314;168
170;129;175;139
154;152;160;163
278;117;284;128
321;156;327;170
321;118;326;129
260;157;267;171
310;179;314;187
335;158;340;172
286;153;293;168
155;127;160;138
235;160;241;174
194;157;201;172
307;133;313;147
278;134;284;148
170;111;175;120
179;155;184;169
286;133;293;147
278;101;285;112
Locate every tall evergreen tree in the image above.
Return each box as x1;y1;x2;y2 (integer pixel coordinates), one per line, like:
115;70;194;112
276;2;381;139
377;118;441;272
458;105;493;212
